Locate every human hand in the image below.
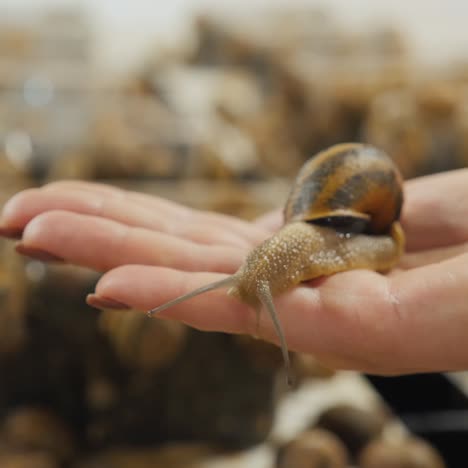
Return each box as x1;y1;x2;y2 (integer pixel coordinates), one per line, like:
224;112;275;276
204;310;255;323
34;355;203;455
1;170;468;375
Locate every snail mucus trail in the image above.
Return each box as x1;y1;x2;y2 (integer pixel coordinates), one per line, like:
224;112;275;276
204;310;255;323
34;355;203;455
148;143;405;384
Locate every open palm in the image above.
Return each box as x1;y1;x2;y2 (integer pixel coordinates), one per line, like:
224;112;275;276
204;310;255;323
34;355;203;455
1;169;468;375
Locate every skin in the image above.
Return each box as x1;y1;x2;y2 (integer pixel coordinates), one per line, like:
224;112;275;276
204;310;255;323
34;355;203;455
1;169;468;375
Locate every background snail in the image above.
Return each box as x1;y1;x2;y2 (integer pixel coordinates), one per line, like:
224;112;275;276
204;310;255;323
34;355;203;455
148;143;405;383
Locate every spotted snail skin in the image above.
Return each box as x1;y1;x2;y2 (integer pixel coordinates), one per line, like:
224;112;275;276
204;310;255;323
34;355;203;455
148;143;405;384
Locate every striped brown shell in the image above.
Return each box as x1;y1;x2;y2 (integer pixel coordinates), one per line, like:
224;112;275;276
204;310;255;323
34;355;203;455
284;143;403;235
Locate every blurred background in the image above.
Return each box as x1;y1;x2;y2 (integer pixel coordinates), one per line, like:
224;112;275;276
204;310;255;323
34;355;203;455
0;1;467;467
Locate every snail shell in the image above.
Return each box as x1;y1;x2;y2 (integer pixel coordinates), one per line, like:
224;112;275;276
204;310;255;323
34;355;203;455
149;143;405;383
284;142;403;233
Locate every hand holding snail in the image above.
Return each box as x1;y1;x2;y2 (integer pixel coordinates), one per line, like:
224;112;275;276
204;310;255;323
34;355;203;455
1;152;468;376
147;143;405;382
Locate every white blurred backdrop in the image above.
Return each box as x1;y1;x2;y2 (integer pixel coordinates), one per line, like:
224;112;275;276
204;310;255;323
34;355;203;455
1;0;468;75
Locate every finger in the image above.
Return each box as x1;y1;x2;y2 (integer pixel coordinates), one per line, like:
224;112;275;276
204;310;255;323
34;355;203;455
398;241;468;269
18;210;246;273
254;209;282;232
401;169;468;251
1;186;267;248
43;180;268;245
43;180;198;220
87;265;405;373
46;170;468;252
91;266;251;333
92;252;468;375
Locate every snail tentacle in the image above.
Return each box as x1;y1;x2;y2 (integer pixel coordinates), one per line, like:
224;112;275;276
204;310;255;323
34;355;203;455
257;280;293;385
147;275;237;316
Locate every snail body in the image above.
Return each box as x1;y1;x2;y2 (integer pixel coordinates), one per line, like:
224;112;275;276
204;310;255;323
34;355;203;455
148;143;405;383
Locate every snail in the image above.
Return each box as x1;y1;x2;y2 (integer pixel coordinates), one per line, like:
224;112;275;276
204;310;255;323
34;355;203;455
148;143;405;383
276;428;349;468
358;437;446;468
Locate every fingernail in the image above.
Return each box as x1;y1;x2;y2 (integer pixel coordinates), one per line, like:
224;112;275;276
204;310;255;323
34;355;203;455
15;243;64;262
0;226;23;239
86;293;130;310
